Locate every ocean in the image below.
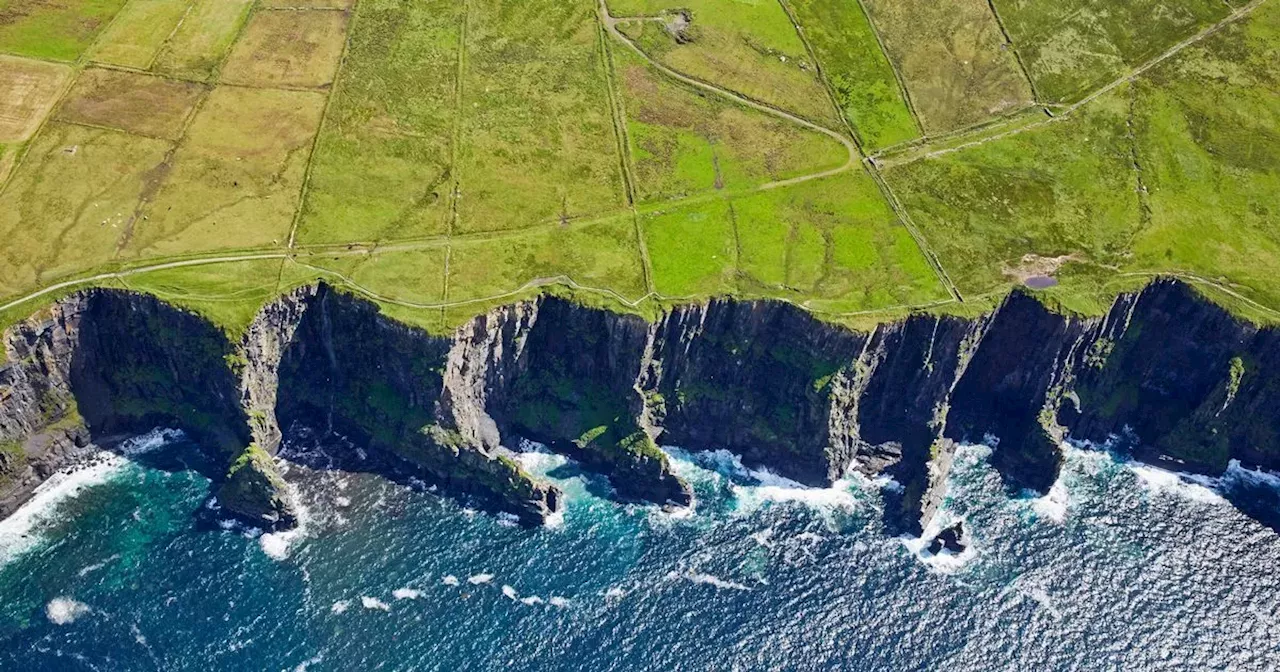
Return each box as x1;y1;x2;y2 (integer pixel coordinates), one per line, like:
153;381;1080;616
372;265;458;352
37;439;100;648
1;431;1278;671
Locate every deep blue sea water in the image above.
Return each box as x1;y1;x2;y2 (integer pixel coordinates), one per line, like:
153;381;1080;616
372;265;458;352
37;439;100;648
1;431;1278;671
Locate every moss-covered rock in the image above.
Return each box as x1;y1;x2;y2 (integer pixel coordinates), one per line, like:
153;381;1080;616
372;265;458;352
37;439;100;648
217;443;297;530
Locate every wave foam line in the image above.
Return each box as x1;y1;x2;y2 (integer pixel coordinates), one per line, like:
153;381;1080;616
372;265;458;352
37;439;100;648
0;429;181;567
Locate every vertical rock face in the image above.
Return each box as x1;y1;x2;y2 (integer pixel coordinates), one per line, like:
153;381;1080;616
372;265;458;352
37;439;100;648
849;314;984;534
643;300;867;486
489;298;691;506
274;285;560;526
3;278;1280;535
1068;280;1280;474
0;296;91;517
943;292;1096;493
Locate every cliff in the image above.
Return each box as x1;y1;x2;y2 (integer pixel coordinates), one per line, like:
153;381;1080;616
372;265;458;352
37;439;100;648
2;278;1278;535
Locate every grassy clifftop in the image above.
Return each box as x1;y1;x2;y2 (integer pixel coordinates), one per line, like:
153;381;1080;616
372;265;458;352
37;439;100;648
0;0;1277;339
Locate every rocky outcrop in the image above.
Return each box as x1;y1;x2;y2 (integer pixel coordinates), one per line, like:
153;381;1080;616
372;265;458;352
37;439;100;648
3;278;1280;536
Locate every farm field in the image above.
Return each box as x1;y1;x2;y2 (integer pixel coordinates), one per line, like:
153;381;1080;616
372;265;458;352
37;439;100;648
608;0;842;127
859;0;1033;134
993;0;1232;103
0;0;1276;336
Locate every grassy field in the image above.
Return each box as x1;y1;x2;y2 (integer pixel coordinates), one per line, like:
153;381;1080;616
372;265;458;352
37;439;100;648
884;1;1280;314
87;0;193;69
0;0;1277;338
219;8;349;89
0;54;70;142
448;216;649;302
884;87;1138;300
55;67;204;140
456;0;624;233
786;0;919;150
1126;2;1280;308
0;0;129;61
860;0;1033;134
294;0;460;244
613;46;846;203
151;0;253;80
123;86;326;257
0;122;174;295
994;0;1231;103
609;0;842;128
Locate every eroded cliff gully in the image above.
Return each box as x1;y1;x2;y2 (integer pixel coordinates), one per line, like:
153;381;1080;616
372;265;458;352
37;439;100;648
3;279;1278;536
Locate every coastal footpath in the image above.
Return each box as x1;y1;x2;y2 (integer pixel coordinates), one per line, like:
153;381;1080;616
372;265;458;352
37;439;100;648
2;279;1278;535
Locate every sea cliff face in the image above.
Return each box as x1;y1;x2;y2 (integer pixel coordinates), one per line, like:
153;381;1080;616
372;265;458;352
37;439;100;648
2;279;1278;535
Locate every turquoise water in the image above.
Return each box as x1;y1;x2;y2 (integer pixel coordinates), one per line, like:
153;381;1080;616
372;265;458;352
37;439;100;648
1;432;1278;671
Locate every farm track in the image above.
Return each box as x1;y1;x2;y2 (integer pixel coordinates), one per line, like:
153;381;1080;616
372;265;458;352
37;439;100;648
2;0;1276;325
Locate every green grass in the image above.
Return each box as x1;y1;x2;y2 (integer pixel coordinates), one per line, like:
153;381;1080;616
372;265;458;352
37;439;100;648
124;86;326;257
611;0;841;127
448;215;649;303
884;86;1138;298
640;198;737;297
613;45;846;203
0;122;175;297
456;0;625;233
994;0;1230;103
1126;3;1280;309
787;0;919;150
0;0;129;61
860;0;1033;134
120;258;287;336
87;0;192;69
885;2;1280;317
1;0;1279;339
152;0;254;80
732;172;948;311
295;0;460;244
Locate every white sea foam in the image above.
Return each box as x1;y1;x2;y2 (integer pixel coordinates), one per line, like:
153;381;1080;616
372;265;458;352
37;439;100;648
468;573;494;585
495;512;520;528
293;655;324;672
687;572;751;591
1223;460;1280;490
77;553;120;577
548;596;570;608
501;585;518;600
46;597;91;625
901;514;978;575
602;586;626;599
442;575;460;586
1031;479;1070;523
0;429;180;567
330;600;350;614
520;595;544;605
360;596;390;611
666;569;752;591
1129;463;1224;504
259;480;309;561
392;588;423;600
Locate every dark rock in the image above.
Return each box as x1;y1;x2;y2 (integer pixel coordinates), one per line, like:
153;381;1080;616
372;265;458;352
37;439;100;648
5;277;1280;536
927;522;966;554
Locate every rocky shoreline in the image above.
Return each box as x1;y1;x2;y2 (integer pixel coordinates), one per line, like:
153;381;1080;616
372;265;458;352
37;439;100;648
2;278;1278;535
